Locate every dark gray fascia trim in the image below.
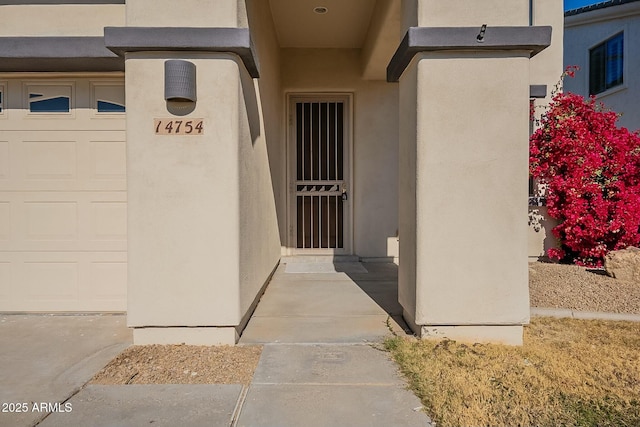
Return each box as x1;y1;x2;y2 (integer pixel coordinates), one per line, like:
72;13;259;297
104;27;260;78
0;36;123;72
387;26;552;82
0;1;123;4
530;84;547;99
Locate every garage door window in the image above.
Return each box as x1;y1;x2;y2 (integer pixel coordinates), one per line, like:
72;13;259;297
97;101;125;113
93;84;125;114
27;85;72;113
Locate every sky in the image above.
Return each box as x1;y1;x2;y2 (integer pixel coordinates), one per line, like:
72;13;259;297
564;0;608;11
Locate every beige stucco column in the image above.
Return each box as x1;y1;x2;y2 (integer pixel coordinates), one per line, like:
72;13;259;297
392;1;552;345
105;0;281;345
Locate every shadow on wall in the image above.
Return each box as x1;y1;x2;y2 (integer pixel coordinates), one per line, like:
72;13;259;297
528;206;560;260
239;59;261;145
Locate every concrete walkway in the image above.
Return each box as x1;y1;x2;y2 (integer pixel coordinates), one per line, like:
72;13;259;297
235;344;430;427
240;262;411;344
1;262;432;427
0;314;132;427
232;261;431;426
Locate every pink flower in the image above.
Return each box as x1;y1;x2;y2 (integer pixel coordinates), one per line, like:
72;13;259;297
530;87;640;266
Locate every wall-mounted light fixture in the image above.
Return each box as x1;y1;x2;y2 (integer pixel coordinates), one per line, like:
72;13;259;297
164;60;197;102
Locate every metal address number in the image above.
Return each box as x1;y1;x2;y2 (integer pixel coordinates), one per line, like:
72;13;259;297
155;119;204;135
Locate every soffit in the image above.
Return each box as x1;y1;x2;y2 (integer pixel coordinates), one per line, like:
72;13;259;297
269;0;377;48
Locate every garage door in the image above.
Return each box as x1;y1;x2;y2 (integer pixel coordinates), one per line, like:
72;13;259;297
0;77;127;311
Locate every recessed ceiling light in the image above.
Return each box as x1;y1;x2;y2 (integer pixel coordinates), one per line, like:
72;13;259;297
313;6;328;14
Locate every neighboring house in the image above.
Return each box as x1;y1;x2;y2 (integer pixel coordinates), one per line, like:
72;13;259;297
0;0;562;346
565;0;640;131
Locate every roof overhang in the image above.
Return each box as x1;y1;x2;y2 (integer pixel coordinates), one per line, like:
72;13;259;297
104;27;260;78
387;26;553;82
0;36;122;72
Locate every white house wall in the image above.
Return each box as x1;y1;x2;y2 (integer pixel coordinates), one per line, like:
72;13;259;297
564;2;640;131
0;4;124;37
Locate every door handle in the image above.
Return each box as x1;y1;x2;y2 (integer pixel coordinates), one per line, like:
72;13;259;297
342;188;348;201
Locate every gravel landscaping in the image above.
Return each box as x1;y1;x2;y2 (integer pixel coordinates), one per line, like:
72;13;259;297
91;344;262;385
529;261;640;314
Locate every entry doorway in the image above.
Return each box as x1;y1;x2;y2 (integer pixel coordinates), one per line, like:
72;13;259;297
287;94;353;255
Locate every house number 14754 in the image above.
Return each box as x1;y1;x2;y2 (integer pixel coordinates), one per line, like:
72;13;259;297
154;119;204;135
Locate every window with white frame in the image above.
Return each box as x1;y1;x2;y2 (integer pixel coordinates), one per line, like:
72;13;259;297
589;32;624;95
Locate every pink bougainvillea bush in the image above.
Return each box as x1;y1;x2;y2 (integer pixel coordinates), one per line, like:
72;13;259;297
530;83;640;266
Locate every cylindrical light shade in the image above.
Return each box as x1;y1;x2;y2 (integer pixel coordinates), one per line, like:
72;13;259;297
164;60;196;102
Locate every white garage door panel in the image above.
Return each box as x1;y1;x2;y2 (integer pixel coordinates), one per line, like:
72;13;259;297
0;251;127;312
0;140;8;180
0;191;126;252
0;77;127;312
0;131;126;192
0;201;9;240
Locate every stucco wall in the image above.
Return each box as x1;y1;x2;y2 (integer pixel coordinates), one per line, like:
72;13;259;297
397;1;536;345
246;0;286;249
398;59;418;316
361;0;402;80
402;0;529;31
412;52;531;326
125;0;281;343
126;53;243;329
528;206;559;259
531;0;564;91
237;0;282;323
419;0;530;27
528;0;564;260
564;4;640;131
126;0;246;28
0;4;124;36
280;48;399;260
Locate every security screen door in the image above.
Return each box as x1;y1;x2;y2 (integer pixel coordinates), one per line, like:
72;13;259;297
289;95;351;254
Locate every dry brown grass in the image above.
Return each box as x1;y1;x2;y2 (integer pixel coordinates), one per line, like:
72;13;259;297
385;317;640;427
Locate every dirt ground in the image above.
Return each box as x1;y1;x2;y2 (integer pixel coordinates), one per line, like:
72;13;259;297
93;262;639;385
91;344;262;385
